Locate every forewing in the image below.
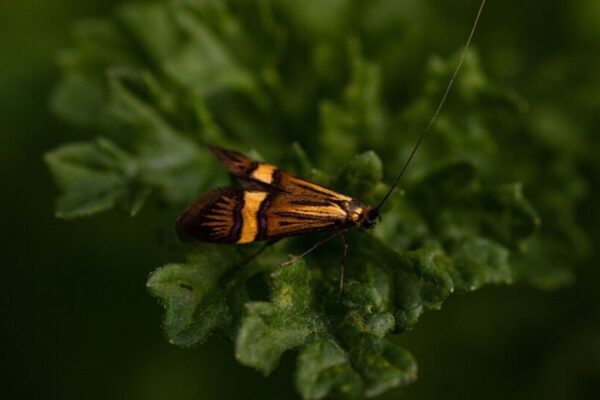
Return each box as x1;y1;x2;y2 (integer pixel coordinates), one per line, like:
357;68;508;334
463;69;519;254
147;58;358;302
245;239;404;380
274;171;352;202
192;146;354;243
208;145;260;179
178;186;351;244
259;193;349;240
176;187;244;243
209;145;352;202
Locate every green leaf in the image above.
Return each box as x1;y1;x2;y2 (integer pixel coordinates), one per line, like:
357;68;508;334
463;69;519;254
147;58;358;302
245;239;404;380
147;246;240;347
116;2;256;98
336;151;384;202
393;248;454;331
480;183;541;248
51;19;136;128
349;338;417;397
47;76;214;218
412;161;540;250
319;43;386;168
296;339;363;400
105;78;211;205
235;259;319;375
449;236;512;291
45;137;149;218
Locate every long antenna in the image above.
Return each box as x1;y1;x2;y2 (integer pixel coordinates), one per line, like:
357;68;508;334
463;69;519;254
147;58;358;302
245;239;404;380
376;0;487;211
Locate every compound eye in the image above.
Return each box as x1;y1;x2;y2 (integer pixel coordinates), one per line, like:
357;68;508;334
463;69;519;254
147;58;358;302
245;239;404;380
368;209;380;221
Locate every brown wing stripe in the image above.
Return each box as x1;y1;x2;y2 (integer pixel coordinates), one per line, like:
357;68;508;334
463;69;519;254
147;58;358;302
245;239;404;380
272;169;282;187
275;211;342;222
292;181;350;200
289;199;335;207
255;192;272;241
246;161;259;175
270;222;338;238
231;193;244;242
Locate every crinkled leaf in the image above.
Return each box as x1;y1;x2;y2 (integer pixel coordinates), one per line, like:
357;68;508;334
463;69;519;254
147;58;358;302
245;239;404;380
147;246;240;346
393;247;455;331
105;78;211;205
45;138;149;218
336;151;384;203
449;236;512;291
413;161;540;249
319;44;386;168
326;274;418;397
236;259;319;375
116;2;256;98
47;76;213;218
480;183;541;248
51;19;137;128
296;339;363;400
349;338;417;397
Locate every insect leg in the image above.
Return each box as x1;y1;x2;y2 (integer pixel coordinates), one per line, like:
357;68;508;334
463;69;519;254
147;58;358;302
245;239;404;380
337;233;349;299
239;239;280;267
279;230;348;267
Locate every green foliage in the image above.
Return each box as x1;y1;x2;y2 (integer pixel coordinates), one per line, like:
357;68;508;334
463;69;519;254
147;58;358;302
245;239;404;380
147;246;241;347
45;0;590;398
236;260;317;375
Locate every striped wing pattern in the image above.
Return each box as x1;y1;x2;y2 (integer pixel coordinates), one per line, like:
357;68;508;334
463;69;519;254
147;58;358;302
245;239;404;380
177;187;243;243
261;194;348;240
177;146;354;244
177;189;349;244
209;145;352;202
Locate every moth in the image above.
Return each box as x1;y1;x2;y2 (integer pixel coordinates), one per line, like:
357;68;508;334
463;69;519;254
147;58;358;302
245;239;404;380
177;0;487;280
177;145;380;265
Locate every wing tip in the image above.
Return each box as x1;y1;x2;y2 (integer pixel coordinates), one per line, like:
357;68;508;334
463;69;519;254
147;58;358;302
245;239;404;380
176;187;243;244
206;143;220;153
207;144;225;160
175;202;203;242
207;144;242;160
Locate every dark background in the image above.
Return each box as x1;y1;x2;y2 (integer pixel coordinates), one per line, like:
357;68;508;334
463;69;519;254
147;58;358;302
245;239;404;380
2;0;598;399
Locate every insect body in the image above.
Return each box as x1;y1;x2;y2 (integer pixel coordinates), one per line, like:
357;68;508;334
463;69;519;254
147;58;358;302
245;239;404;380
177;146;380;245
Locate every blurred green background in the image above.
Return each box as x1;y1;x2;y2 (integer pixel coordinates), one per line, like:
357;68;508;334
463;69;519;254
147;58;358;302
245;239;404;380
2;0;599;399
